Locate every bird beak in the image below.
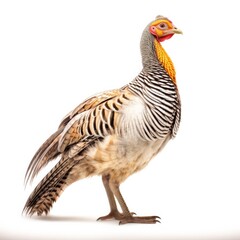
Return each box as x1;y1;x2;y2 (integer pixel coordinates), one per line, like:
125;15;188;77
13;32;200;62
172;28;183;34
163;28;183;36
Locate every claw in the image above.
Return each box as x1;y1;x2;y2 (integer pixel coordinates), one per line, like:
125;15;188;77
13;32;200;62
98;211;160;225
97;211;124;221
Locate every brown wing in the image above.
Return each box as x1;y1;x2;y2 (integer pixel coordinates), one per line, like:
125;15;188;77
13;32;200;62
25;87;131;184
57;88;133;153
58;88;126;128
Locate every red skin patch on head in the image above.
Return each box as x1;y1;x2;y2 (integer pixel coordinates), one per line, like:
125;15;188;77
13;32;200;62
149;26;174;42
158;34;174;42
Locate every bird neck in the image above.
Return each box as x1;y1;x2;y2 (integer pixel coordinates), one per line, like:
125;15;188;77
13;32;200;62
140;28;176;84
153;39;176;84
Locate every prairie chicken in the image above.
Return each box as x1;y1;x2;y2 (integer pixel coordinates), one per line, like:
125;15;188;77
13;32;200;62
23;15;182;224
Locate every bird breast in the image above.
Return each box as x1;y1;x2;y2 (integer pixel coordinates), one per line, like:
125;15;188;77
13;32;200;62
86;132;170;183
118;96;146;140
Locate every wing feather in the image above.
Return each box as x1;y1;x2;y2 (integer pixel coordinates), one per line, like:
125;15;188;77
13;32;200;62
58;89;133;152
25;87;132;184
58;88;126;128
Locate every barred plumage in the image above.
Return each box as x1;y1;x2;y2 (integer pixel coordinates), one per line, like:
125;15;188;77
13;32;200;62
129;68;181;140
23;15;182;224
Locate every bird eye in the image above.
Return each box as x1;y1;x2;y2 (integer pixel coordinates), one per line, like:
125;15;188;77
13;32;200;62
158;22;168;30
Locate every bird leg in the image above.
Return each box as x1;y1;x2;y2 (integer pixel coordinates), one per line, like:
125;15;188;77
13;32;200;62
109;180;160;225
97;175;126;221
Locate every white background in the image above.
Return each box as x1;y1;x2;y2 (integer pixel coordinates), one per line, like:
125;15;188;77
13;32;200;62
0;0;240;239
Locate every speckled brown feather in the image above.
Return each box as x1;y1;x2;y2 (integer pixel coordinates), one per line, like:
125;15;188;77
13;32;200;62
57;89;133;153
23;16;181;224
24;88;124;185
24;128;63;185
58;88;125;128
23;88;131;215
23;137;100;215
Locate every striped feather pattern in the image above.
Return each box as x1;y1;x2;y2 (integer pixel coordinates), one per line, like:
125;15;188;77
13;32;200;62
23;16;181;217
129;67;181;140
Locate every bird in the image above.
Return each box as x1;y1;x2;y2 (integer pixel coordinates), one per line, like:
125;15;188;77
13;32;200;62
23;15;182;224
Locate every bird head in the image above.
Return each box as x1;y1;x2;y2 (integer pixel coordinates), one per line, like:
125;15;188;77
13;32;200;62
149;15;182;42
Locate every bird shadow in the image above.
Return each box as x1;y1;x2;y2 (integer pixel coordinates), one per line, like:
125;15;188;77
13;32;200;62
31;215;95;222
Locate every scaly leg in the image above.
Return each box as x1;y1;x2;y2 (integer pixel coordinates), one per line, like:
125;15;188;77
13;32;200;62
109;180;160;225
97;175;125;221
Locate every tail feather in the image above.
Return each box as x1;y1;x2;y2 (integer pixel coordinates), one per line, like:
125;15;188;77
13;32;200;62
24;128;63;185
23;156;77;216
23;138;99;216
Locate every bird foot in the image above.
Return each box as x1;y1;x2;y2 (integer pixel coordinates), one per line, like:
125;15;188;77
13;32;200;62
119;215;161;225
97;210;136;221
